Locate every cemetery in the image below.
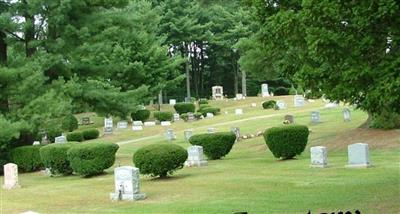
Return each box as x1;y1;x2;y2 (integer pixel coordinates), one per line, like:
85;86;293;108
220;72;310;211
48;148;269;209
0;1;399;214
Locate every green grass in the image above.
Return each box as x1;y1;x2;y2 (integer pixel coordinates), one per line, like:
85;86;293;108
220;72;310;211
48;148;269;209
1;96;399;214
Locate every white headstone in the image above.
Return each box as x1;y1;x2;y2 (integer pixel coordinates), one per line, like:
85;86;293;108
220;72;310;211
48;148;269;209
143;121;156;127
206;113;214;118
184;129;193;142
310;146;328;168
161;121;171;126
276;100;287;110
236;93;244;100
133;121;143;126
261;84;270;97
132;126;143;131
251;103;257;107
173;113;180;121
325;102;338;108
3;163;20;189
343;108;351;121
55;135;67;144
117;121;128;129
110;166;146;201
187;112;195;121
165;128;176;141
294;95;305;107
212;86;224;100
185;146;208;167
235;109;243;115
311;111;320;123
104;117;113;134
207;128;216;133
32;141;40;146
169;99;176;105
346;143;371;168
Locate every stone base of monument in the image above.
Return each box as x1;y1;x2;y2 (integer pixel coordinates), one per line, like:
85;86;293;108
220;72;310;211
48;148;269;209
110;192;146;201
2;183;20;190
184;160;208;167
345;163;371;168
310;164;328;168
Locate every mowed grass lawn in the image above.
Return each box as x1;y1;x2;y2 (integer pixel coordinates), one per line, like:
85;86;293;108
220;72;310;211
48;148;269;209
2;96;399;214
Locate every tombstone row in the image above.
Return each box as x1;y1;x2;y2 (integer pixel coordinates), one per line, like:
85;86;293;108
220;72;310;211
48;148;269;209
283;108;351;125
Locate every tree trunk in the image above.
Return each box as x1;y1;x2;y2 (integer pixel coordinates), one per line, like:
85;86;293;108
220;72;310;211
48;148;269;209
241;69;247;97
23;0;36;57
186;56;191;99
0;31;6;65
158;90;163;111
359;111;373;129
233;58;238;96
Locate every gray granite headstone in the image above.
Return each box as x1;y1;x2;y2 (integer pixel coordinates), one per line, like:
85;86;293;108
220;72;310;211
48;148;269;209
173;113;180;121
117;121;128;129
143;121;156;126
165;128;176;141
132;121;143;126
187;112;195;121
311;111;320;123
161;121;171;126
110;166;146;201
310;146;328;168
3;163;20;189
54;135;67;144
81;117;91;125
343;108;351;121
346;143;371;168
184;146;208;167
104;117;113;135
276;100;287;110
294;95;305;107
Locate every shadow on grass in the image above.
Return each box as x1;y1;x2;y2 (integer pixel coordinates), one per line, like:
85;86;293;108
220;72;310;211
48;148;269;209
147;173;192;182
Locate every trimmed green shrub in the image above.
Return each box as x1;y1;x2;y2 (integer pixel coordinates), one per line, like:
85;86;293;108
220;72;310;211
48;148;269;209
67;131;84;142
263;125;309;159
40;143;76;175
180;112;203;121
131;109;150;122
198;104;211;111
82;129;100;140
189;132;236;160
174;103;196;114
198;99;208;105
198;107;220;117
262;100;276;109
153;111;173;122
194;112;203;119
61;114;78;132
133;144;187;178
10;145;43;172
273;87;289;96
67;142;119;177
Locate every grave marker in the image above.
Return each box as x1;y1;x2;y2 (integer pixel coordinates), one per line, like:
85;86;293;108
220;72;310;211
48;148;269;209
32;141;40;146
110;166;146;201
117;121;128;129
161;121;171;126
165;128;176;141
284;115;294;124
184;146;208;167
187;112;195;121
294;95;305;107
310;146;328;168
236;93;244;100
54;135;67;144
261;84;270;97
343;108;351;121
132;121;143;126
230;127;240;139
132;126;143;131
206;113;214;118
346;143;371;168
311;111;320;123
173;113;180;122
207;128;216;133
276;100;287;110
143;121;156;127
235;109;243;115
184;129;193;142
104;117;113;135
3;163;20;190
212;86;224;100
169;99;176;105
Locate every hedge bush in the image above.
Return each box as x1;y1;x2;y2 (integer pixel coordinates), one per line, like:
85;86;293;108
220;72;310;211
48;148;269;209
131;109;150;122
67;142;119;177
189;132;236;160
40;143;76;175
262;100;277;109
10;145;43;172
61;114;78;132
263;125;309;159
67;131;84;142
133;144;187;178
198;107;220;117
273;87;289;96
198;99;208;105
198;104;211;111
82;129;100;140
153;111;173;122
174;103;196;114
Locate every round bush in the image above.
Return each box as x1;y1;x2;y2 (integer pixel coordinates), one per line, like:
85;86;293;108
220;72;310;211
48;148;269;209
82;129;100;140
61;114;78;132
174;103;196;114
153;111;173;122
133;144;187;178
131;109;150;122
198;107;220;117
40;143;76;175
67;142;119;177
189;132;236;160
198;99;208;105
67;131;84;142
198;104;211;111
263;125;309;159
262;100;277;109
10;145;43;172
273;87;289;96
